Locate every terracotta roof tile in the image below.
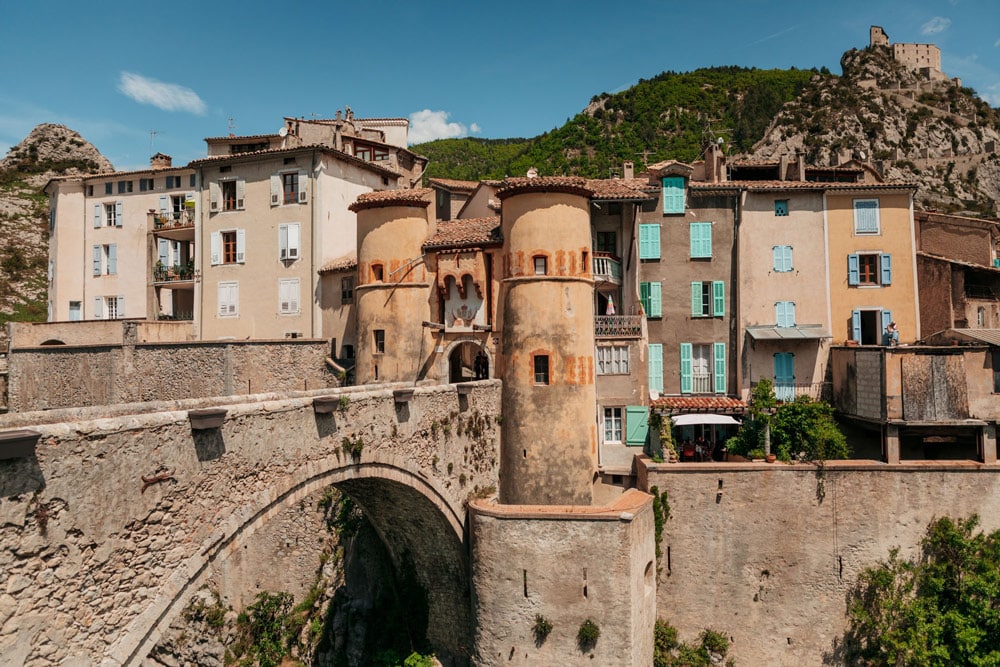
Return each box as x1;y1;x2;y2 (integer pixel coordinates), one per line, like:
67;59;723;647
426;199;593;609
318;256;357;274
691;180;917;192
189;144;401;178
349;187;433;212
423;216;501;250
585;179;654;201
651;396;747;413
428;178;479;192
203;133;279;141
730;159;780;167
496;176;592;200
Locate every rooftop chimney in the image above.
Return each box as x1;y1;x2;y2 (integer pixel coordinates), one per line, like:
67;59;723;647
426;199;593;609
779;154;789;181
623;161;634;180
150;153;172;170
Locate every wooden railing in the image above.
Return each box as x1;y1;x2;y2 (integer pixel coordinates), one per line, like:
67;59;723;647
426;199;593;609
592;252;622;281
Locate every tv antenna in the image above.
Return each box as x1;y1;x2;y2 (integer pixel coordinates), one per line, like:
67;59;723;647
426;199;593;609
149;130;157;157
636;148;655;169
227;116;237;136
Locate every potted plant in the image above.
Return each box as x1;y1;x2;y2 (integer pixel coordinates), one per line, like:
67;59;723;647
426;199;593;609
154;260;167;281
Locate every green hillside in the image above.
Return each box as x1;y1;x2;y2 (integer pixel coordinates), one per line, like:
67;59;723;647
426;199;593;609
413;66;822;180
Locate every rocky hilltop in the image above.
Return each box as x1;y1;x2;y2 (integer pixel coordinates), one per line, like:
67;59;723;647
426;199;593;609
752;46;1000;215
0;124;113;324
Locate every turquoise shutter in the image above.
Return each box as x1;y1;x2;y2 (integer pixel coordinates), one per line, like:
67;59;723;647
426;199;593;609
776;302;786;327
107;244;117;275
852;309;862;341
639;224;661;259
690;223;712;258
679;343;692;394
625;406;650;445
92;245;101;276
648;344;664;393
848;254;860;285
712;281;725;317
774;352;795;401
776;246;792;272
691;282;702;317
713;342;726;394
881;253;892;285
640;282;651;316
772;246;782;272
662;176;685;214
649;282;662;318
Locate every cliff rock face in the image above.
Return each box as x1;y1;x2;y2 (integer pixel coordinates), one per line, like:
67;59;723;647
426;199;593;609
752;46;1000;215
0;124;113;323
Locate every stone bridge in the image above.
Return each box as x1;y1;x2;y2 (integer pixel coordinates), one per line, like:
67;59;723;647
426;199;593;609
0;380;501;665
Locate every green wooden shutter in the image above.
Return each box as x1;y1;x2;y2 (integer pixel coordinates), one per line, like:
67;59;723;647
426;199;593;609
662;176;685;214
679;343;692;394
712;281;725;317
690;223;712;258
640;282;651;316
625;406;650;446
713;342;726;394
648;344;664;393
691;282;702;317
649;282;662;318
639;224;660;259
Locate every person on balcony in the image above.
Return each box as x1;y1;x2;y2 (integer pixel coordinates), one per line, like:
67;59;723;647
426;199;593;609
883;321;899;346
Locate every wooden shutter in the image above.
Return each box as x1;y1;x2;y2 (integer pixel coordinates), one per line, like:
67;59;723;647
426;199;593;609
236;229;246;263
210;232;221;266
625;406;649;445
774;245;792;272
287;223;299;259
107;244;117;275
279;225;288;259
691;282;702;317
116;295;125;318
679;343;692;394
158;239;169;266
93;203;102;228
713;342;726;394
648;282;662;318
774;353;794;383
848;254;860;285
773;246;782;272
209;182;220;212
270;174;281;206
851;309;862;341
298;169;308;203
880;253;892;285
648;344;664;393
93;245;102;276
93;296;103;319
882;310;893;334
640;282;651;316
854;199;879;233
639;224;660;260
236;179;246;210
662;176;685;214
776;301;795;327
690;223;712;258
114;201;123;227
712;281;725;317
159;195;170;213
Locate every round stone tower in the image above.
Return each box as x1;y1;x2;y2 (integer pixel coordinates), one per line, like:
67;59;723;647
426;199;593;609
349;189;434;385
495;177;597;505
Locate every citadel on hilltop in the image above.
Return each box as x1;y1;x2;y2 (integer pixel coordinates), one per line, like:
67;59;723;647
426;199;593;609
869;24;958;84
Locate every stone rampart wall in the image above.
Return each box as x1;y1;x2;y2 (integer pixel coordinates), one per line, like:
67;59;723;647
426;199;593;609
0;381;502;665
640;460;1000;666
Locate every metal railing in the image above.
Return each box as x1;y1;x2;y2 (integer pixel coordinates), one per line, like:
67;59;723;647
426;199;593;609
746;381;832;403
594;315;643;338
691;373;712;393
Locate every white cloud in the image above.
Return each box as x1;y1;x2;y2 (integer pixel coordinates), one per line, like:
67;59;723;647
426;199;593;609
117;72;206;115
995;37;1000;47
470;122;481;133
921;17;951;36
983;83;1000;106
408;109;480;144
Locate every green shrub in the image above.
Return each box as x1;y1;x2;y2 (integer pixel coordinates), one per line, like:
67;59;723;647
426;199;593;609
578;618;600;649
533;614;553;643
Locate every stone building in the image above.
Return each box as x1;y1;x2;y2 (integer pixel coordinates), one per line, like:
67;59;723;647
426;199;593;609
869;25;947;80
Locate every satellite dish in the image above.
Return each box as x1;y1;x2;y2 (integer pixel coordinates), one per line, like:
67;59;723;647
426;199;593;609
278;127;288;138
858;150;866;160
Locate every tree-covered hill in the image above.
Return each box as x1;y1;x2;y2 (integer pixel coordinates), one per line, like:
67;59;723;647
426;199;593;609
412;66;820;180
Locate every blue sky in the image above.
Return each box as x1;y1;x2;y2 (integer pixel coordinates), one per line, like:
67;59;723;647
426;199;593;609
1;0;997;171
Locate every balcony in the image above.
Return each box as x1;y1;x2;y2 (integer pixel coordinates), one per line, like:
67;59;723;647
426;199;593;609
592;252;622;284
153;264;199;287
595;315;642;339
156;311;194;321
771;381;831;403
150;211;195;242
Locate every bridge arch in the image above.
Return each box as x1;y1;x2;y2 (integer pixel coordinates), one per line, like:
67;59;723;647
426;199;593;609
124;454;471;664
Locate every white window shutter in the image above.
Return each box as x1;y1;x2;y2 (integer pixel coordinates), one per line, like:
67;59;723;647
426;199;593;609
107;244;117;274
288;223;300;259
279;224;288;260
159;195;169;213
270;174;281;206
218;283;227;317
115;201;123;227
298;170;308;203
93;245;102;276
236;179;246;210
209;182;220;212
93;203;102;228
236;229;246;263
93;296;103;319
210;232;221;266
171;240;181;266
117;295;125;317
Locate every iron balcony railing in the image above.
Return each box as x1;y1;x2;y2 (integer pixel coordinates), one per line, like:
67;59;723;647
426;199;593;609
746;381;832;403
594;315;643;338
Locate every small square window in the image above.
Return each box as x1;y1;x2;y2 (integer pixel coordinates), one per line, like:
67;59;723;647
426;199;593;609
87;185;94;197
372;264;384;282
534;355;549;384
374;329;385;354
533;256;547;275
774;200;788;216
220;165;232;173
104;182;112;195
341;277;354;304
190;174;196;187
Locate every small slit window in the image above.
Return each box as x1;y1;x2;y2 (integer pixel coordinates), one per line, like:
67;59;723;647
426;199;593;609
533;256;547;275
534;355;549;384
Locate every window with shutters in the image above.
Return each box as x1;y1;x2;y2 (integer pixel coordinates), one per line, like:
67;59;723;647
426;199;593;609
640;281;662;318
662;176;685;214
638;224;660;260
603;407;623;443
341;277;354;304
848;252;892;287
648;343;664;393
210;229;245;265
774;199;789;216
595;231;617;255
139;178;153;192
680;342;726;394
534;354;549;384
775;301;796;327
281;172;298;204
853;199;881;234
218;281;238;317
690;281;725;317
222;231;238;264
689;222;712;258
117;180;133;194
103;203;119;227
222;181;238;211
104;295;122;320
278;278;300;315
774;352;795;402
772;245;793;272
93;244;117;276
279;223;300;261
596;345;629;375
165;175;181;189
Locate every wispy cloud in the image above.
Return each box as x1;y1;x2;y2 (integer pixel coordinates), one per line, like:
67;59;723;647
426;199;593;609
921;17;951;36
408;109;480;144
994;37;1000;47
746;25;798;47
982;83;1000;107
118;72;206;114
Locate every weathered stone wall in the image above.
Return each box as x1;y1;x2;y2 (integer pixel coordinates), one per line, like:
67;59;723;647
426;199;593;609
6;339;338;412
0;380;501;665
640;460;1000;667
469;490;655;667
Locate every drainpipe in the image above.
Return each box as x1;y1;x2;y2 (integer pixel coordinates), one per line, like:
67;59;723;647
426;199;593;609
311;150;318;337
